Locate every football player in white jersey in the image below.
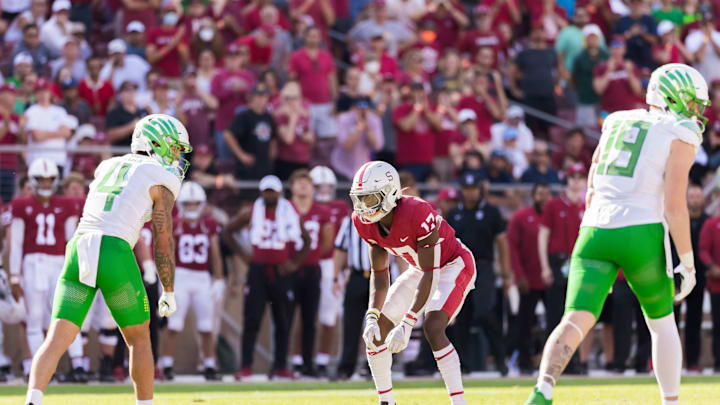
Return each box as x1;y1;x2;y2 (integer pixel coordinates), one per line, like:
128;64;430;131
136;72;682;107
526;64;710;405
24;114;191;405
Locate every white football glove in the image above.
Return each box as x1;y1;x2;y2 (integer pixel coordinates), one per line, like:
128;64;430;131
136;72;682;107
158;292;177;317
142;260;157;285
211;279;226;301
386;312;418;353
674;263;696;303
363;309;382;351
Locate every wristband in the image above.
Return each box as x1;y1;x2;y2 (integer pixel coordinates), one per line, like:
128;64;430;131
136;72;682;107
680;252;694;269
9;275;20;284
366;308;380;319
371;266;388;273
403;310;418;327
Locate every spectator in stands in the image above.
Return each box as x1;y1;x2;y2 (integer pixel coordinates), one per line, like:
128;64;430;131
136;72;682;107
50;38;86;82
613;0;657;69
39;0;72;58
555;6;594;77
685;12;720;84
242;0;290;34
417;0;469;50
224;84;276;180
24;78;75;172
331;96;383;180
485;149;515;184
11;24;50;75
393;82;441;181
490;105;534;156
125;21;147;59
8;52;34;89
121;0;161;34
15;71;38;114
459;5;502;61
572;24;607;129
374;73;399;164
211;42;256;158
458;72;503;146
592;36;643;115
61;171;86;196
509;25;559;138
185;144;234;194
59;78;91;124
653;0;684;26
176;69;217;149
0;85;22;203
259;5;293;75
105;80;149;146
289;0;335;35
78;56;115;117
385;0;425;24
146;7;189;80
520;140;560;184
432;50;462;94
699;201;720;373
335;67;361;114
551;127;592;172
348;0;415;57
146;77;174;116
100;39;151;91
259;69;280;100
273;82;314;179
190;19;223;63
67;124;104;179
653;20;693;65
196;49;217;94
495;127;528;179
289;25;338;150
433;88;462;182
4;0;47;44
507;182;551;374
448;109;480;169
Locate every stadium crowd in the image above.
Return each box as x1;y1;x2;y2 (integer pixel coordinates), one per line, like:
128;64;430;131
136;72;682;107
1;0;720;383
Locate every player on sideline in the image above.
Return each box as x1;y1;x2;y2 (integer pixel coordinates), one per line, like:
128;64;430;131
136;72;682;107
350;161;476;405
526;63;710;405
24;114;191;405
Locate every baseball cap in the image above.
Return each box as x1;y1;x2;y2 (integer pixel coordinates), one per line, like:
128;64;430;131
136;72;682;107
474;5;490;16
74;123;97;142
127;20;146;33
35;78;52;91
459;171;483;187
119;80;138;92
491;149;508;159
507;105;524;119
259;175;283;192
108;38;127;54
436;187;458;202
60;78;78;90
609;35;625;48
52;0;71;12
582;24;603;39
566;162;587;177
195;144;212;155
657;20;674;36
0;84;17;94
458;109;477;122
13;52;32;67
250;83;269;95
354;97;371;108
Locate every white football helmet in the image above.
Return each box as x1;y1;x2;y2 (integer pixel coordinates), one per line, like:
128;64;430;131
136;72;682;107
309;165;337;202
646;63;711;131
177;181;206;220
28;157;59;198
349;161;401;224
0;271;26;324
131;114;193;179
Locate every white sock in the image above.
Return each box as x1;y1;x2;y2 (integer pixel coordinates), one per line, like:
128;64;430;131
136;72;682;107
315;352;330;366
71;357;84;369
645;314;682;401
433;344;465;404
367;344;393;404
67;335;84;359
292;354;303;366
23;359;32;376
536;380;554;400
27;330;44;356
662;400;678;405
159;356;173;369
203;358;216;369
136;400;153;405
25;388;43;405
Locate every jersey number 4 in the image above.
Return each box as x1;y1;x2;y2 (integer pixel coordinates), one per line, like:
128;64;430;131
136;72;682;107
97;162;131;211
596;120;650;177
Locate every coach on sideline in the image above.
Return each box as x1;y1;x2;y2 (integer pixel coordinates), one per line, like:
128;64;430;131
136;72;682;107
334;215;372;380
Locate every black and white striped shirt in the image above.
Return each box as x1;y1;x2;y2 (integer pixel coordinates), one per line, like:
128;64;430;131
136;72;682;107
334;216;371;272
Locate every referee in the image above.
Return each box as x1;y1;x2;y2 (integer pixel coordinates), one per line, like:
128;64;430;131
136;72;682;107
334;215;372;380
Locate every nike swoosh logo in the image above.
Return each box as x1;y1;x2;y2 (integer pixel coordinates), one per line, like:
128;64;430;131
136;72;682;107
400;237;408;242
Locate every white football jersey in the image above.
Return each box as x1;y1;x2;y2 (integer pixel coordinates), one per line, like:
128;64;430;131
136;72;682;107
582;109;702;229
76;154;181;246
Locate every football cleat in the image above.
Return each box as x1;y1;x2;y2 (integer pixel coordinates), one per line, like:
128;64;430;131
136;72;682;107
525;388;552;405
235;366;251;381
316;365;328;379
270;368;294;381
163;367;174;381
204;367;220;381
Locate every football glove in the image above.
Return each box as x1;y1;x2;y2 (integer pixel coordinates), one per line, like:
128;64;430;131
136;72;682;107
386;312;418;353
142;260;157;285
363;309;381;351
211;279;226;301
674;263;696;303
158;292;177;317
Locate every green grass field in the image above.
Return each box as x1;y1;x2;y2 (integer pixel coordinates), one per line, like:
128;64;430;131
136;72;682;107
1;377;719;404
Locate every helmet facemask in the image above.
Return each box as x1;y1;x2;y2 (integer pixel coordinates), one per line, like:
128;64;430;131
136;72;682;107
31;176;57;198
181;200;204;220
140;118;193;179
657;69;712;132
350;183;398;224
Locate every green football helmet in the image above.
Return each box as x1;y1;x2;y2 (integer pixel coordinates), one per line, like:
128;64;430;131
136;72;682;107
130;114;193;179
646;63;711;132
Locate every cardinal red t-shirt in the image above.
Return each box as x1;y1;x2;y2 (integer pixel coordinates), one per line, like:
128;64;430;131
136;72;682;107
593;61;644;113
288;49;336;104
457;95;496;142
146;26;185;78
393;103;437;165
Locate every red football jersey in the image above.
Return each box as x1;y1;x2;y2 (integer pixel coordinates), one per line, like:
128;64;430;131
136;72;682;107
174;216;220;272
294;202;331;266
11;195;80;256
319;199;350;259
352;196;463;269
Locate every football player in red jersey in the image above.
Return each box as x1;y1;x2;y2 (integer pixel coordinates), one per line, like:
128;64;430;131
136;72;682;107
309;165;349;377
351;161;476;405
7;158;88;382
159;182;224;381
288;169;334;377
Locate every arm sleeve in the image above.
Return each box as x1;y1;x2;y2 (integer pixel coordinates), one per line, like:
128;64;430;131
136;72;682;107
699;220;714;267
9;218;24;276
